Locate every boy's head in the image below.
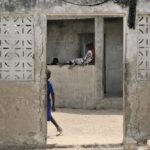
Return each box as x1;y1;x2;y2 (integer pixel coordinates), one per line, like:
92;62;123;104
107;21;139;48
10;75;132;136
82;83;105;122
47;70;51;79
51;57;59;65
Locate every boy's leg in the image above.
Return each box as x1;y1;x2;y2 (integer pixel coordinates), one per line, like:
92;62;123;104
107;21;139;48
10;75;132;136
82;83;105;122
51;116;62;132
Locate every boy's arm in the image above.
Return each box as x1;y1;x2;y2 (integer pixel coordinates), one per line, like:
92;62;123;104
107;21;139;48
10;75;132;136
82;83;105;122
51;94;56;112
49;82;56;112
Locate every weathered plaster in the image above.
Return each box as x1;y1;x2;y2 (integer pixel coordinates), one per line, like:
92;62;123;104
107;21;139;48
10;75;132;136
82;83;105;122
0;0;150;147
123;1;150;143
0;7;47;147
48;65;97;109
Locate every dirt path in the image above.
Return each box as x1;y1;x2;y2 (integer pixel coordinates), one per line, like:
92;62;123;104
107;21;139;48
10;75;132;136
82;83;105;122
47;108;123;146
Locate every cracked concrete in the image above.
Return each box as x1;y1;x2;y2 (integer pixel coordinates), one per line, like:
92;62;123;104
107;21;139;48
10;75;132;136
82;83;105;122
0;0;150;148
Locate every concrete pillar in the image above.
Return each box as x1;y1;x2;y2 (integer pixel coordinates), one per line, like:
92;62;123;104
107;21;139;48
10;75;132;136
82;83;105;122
95;17;104;106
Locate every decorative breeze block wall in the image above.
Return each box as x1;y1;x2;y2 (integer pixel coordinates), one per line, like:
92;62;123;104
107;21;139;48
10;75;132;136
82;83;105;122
137;15;150;80
0;15;34;80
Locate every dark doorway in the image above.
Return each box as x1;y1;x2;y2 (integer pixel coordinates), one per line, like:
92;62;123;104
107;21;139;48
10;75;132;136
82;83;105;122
104;18;123;97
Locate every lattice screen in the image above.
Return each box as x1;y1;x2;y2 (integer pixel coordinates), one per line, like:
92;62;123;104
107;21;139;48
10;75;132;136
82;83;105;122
137;15;150;80
0;16;34;80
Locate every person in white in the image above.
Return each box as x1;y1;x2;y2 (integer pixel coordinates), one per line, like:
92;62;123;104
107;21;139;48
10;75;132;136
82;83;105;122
67;50;93;65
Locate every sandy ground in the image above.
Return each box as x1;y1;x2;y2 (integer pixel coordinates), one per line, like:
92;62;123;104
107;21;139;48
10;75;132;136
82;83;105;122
47;108;123;147
3;108;150;150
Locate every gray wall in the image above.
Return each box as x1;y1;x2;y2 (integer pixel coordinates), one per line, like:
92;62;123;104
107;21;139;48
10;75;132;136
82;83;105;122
48;65;97;109
124;1;150;142
104;18;123;96
0;1;47;147
0;0;150;147
47;19;94;64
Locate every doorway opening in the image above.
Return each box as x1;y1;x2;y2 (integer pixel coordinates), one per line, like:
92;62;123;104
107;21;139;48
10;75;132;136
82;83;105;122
104;18;123;97
47;18;95;65
46;16;124;147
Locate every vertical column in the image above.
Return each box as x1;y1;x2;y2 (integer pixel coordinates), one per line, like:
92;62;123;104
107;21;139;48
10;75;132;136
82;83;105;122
95;17;104;101
34;13;47;142
123;15;127;141
124;14;150;142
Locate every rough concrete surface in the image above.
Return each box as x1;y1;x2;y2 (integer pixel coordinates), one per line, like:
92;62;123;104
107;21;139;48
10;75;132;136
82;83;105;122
47;108;123;146
1;0;150;147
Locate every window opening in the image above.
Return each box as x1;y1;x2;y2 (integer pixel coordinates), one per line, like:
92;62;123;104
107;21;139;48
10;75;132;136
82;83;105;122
47;19;95;65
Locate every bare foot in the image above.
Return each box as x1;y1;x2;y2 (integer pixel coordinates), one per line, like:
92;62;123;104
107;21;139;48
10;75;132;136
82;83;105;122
56;127;62;136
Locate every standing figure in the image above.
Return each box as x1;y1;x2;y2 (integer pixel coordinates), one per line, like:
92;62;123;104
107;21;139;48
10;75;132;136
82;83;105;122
47;70;62;135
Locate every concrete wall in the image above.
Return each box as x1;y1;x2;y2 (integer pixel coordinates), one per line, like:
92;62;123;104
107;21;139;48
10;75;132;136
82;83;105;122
0;0;124;147
0;0;150;147
0;1;47;146
48;65;97;109
124;1;150;142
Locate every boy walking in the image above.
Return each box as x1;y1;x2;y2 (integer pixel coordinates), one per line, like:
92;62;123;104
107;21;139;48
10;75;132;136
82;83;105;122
47;70;62;135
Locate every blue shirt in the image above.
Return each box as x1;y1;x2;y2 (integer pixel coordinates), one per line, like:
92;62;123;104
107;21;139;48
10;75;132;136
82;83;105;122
47;80;54;99
47;80;54;121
